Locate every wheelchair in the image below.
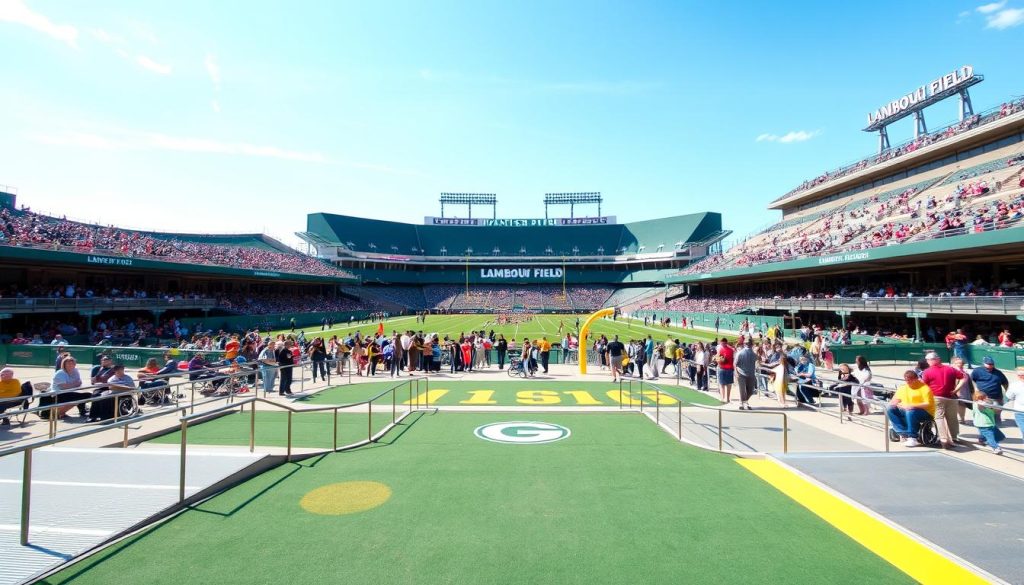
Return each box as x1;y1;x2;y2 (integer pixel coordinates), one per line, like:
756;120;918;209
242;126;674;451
888;417;939;447
507;356;529;378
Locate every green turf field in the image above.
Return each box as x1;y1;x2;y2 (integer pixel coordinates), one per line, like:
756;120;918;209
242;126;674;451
150;380;719;448
272;313;730;346
44;412;912;585
302;380;722;407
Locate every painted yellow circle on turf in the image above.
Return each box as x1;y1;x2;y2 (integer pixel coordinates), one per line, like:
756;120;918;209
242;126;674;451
300;481;392;516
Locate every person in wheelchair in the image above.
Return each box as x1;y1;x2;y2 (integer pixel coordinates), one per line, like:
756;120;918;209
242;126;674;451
138;357;175;405
88;364;137;422
886;370;936;447
188;353;225;395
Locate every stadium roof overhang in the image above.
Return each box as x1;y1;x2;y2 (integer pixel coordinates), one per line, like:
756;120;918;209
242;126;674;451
665;226;1024;287
768;109;1024;211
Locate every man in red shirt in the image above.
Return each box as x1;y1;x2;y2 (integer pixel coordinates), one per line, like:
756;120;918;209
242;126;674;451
920;352;964;449
715;338;735;404
998;328;1013;348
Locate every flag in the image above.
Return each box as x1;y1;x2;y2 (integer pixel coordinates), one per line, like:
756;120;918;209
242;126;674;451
377;322;384;336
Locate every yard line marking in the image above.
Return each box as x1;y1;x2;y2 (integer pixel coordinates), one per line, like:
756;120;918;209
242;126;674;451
738;458;992;585
0;524;113;537
0;479;201;490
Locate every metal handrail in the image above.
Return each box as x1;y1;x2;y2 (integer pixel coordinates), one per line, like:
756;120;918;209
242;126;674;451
7;367;418;546
176;376;430;501
616;377;789;454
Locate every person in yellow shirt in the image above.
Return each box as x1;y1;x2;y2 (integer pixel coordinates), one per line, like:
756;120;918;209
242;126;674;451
886;370;935;447
0;368;26;426
538;337;552;374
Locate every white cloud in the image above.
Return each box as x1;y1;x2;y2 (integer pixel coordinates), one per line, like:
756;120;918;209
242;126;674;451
205;54;221;89
977;1;1007;13
89;28;123;45
985;6;1024;27
135;55;171;75
0;0;79;49
756;130;821;143
211;99;221;113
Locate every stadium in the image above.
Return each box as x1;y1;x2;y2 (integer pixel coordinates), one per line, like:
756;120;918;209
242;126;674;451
2;4;1024;583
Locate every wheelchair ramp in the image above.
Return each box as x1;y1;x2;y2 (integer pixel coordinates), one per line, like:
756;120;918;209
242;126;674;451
773;452;1024;584
0;446;267;585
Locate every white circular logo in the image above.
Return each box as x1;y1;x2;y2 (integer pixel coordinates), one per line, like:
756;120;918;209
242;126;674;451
473;421;571;444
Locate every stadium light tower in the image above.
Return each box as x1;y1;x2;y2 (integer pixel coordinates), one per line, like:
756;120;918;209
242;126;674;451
544;192;602;219
439;193;497;219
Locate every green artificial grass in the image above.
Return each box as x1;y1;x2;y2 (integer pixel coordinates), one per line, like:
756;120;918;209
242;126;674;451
272;314;730;346
46;412;912;585
149;381;718;449
304;380;722;408
149;410;399;449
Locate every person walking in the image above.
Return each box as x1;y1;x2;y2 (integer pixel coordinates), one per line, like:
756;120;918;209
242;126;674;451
716;338;735;403
606;336;625;382
921;352;965;449
276;340;294;396
496;335;508;369
733;339;757;410
853;356;874;416
970;356;1008;426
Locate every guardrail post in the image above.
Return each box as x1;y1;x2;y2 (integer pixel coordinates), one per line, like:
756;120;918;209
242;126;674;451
782;413;789;453
717;409;723;452
287;410;293;461
677;401;682;440
250;401;256;453
114;396;120;424
884;412;890;453
20;448;32;546
179;420;187;502
639;380;644;412
392;386;396;423
368;401;373;441
333;408;338;451
48;407;56;439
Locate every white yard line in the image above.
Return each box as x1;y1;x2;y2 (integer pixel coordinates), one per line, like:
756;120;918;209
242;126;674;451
0;524;112;537
0;479;201;490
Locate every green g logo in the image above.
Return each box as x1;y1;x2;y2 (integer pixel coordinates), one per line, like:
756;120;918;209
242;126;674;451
473;421;571;444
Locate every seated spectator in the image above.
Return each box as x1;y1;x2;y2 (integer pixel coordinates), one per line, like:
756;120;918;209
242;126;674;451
138;356;174;404
188;353;224;394
88;364;136;422
45;356;91;419
886;370;935;447
0;368;29;426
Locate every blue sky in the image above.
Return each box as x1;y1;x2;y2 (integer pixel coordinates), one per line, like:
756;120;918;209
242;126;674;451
1;0;1022;248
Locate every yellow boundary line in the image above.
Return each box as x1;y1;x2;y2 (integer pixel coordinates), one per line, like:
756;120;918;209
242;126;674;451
737;459;992;585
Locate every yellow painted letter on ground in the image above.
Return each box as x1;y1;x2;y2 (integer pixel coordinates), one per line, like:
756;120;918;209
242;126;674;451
460;390;497;405
516;390;560;405
401;389;449;405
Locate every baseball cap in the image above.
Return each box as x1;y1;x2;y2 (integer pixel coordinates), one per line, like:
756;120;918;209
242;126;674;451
982;356;995;365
